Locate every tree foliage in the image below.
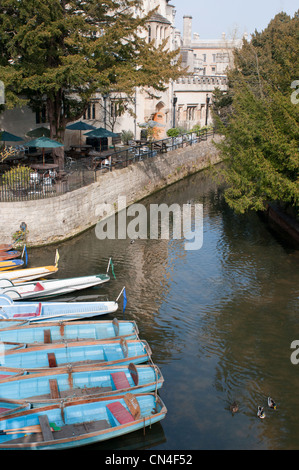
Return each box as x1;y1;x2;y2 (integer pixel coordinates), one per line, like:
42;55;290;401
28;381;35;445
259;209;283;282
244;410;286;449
213;11;299;215
0;0;184;163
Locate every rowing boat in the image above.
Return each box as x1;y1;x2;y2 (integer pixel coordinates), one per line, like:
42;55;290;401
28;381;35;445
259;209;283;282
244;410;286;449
0;338;151;372
0;244;13;252
0;265;59;284
0;249;59;283
0;294;118;323
0;318;137;349
0;273;110;300
0;392;167;450
0;251;21;261
0;363;163;405
0;259;24;271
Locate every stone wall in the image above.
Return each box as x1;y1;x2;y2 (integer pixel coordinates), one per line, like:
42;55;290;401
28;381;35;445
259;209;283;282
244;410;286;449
0;136;222;246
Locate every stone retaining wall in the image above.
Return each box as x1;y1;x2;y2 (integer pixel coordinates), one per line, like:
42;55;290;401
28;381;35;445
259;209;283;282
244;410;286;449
0;136;222;246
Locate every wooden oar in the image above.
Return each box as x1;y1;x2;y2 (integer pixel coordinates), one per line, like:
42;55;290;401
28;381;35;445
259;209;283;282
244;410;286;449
0;422;60;434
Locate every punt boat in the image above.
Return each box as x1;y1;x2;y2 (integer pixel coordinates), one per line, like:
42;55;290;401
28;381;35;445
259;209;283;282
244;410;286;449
0;338;152;372
0;259;24;271
0;392;167;450
0;251;21;261
0;363;163;406
0;318;138;349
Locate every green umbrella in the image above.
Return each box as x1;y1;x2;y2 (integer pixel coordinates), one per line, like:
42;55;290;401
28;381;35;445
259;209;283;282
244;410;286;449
84;128;118;153
84;127;118;138
26;127;50;138
66;121;96;147
0;130;23;143
66;121;96;131
26;136;63;164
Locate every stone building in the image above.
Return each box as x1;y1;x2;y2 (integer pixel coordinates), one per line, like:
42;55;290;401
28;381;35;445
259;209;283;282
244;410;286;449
0;0;244;145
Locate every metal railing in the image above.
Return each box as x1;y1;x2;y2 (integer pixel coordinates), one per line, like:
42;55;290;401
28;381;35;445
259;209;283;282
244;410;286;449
0;128;215;202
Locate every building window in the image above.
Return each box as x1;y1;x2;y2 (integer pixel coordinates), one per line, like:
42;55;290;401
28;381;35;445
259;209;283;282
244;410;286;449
212;54;216;63
148;26;151;43
177;106;183;122
186;106;196;121
202;54;206;62
84;102;96;120
110;100;124;118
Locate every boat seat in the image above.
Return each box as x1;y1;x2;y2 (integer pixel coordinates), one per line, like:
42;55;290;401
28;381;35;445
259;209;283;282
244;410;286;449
43;329;51;343
111;372;130;390
106;402;135;425
49;379;60;399
48;353;57;368
38;415;54;441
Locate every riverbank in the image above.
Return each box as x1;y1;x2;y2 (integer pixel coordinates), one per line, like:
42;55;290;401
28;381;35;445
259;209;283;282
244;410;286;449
0;135;223;246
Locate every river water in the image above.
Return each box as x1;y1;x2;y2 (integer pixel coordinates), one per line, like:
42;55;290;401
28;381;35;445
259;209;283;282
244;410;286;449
31;166;299;450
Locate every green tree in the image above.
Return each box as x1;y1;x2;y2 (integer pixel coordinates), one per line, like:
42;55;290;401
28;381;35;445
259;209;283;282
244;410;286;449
0;0;184;166
213;11;299;215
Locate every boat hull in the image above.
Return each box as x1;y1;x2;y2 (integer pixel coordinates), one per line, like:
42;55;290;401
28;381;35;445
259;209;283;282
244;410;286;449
0;251;21;261
0;363;163;406
0;259;24;271
0;266;58;284
0;274;110;300
0;318;137;349
0;338;152;372
0;393;167;450
0;295;118;323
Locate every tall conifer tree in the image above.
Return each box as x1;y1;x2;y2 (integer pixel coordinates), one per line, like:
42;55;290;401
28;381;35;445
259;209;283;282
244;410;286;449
213;11;299;216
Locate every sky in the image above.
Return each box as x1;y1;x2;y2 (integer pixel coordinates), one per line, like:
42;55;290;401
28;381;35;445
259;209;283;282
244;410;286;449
173;0;298;39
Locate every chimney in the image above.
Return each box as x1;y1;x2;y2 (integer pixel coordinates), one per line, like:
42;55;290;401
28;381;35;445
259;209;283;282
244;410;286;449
183;15;192;46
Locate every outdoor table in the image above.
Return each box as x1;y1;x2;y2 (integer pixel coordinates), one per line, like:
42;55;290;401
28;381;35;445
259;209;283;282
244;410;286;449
30;163;59;171
69;145;92;156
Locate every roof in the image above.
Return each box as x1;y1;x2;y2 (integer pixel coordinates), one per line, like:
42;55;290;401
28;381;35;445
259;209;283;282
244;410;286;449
148;13;172;25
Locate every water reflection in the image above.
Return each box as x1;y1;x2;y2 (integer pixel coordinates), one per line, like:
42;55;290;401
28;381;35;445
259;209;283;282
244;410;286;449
28;166;299;450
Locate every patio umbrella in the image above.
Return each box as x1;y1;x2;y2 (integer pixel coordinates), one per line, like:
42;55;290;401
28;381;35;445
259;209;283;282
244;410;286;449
66;121;96;147
25;136;63;165
0;130;24;144
84;128;118;153
26;127;50;138
84;127;118;138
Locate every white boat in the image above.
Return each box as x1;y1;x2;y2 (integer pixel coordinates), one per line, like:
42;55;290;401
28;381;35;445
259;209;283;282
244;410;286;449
0;249;59;284
0;294;118;323
0;273;110;300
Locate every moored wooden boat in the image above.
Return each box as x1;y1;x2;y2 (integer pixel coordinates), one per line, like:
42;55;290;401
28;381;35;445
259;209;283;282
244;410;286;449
0;244;13;252
0;265;59;284
0;249;59;283
0;338;152;372
0;259;24;271
0;318;138;349
0;392;167;450
0;251;21;261
0;273;110;300
0;363;163;406
0;294;118;323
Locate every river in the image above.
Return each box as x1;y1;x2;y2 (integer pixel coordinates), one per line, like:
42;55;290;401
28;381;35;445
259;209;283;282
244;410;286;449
30;165;299;450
